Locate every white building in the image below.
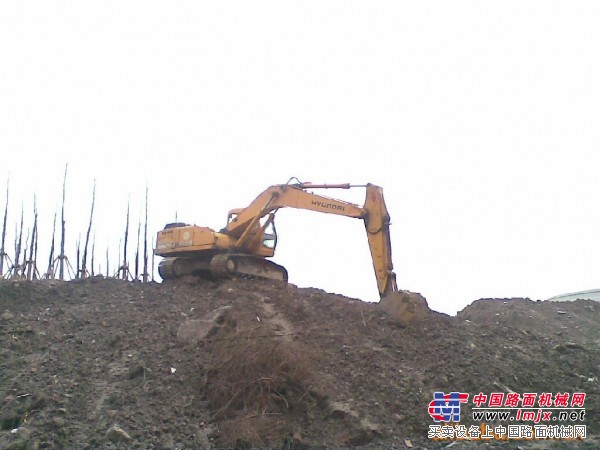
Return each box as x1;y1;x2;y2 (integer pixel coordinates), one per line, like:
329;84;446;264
547;289;600;302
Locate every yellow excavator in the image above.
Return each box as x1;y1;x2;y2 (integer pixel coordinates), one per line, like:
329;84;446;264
154;180;428;325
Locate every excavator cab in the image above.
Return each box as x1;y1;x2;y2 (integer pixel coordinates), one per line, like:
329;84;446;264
226;208;278;254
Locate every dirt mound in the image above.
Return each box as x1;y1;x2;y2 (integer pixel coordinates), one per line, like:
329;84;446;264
0;278;599;449
458;297;600;347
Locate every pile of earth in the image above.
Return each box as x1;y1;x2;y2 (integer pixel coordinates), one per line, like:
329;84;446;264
457;297;600;347
0;277;598;449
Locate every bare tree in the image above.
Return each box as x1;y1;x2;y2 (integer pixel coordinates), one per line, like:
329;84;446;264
0;178;9;277
21;230;29;278
106;246;110;278
135;218;141;281
58;164;67;280
116;239;122;278
121;201;130;280
13;206;24;278
76;236;81;279
81;180;96;278
26;196;38;280
45;211;57;278
33;203;39;279
90;232;96;277
143;186;149;282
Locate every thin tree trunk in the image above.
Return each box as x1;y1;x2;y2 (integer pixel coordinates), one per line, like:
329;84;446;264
106;247;110;278
21;231;29;278
117;239;121;278
76;236;81;279
59;164;67;280
46;211;57;278
27;196;37;280
91;233;96;277
33;207;39;279
0;178;9;276
135;219;140;281
122;201;130;280
143;187;149;282
81;180;96;278
14;207;24;276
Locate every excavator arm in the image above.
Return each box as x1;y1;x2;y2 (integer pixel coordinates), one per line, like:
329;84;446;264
224;182;397;300
363;184;397;298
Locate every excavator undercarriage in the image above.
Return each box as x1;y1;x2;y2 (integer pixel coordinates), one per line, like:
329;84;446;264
158;254;288;282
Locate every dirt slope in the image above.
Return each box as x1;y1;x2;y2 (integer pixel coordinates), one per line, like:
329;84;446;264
0;278;598;449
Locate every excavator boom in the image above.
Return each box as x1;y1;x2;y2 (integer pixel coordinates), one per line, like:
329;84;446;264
221;182;396;299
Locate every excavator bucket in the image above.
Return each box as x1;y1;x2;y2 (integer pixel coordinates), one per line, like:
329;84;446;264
378;290;430;327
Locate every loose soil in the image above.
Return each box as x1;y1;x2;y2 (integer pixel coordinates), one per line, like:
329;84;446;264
0;278;598;449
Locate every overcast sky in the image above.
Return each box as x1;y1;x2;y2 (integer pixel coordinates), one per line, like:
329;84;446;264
1;1;599;314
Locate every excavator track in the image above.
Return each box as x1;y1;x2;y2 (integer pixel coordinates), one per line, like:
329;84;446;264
158;257;208;279
210;253;288;282
159;254;288;282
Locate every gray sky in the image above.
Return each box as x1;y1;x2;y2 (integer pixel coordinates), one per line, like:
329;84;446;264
1;1;599;314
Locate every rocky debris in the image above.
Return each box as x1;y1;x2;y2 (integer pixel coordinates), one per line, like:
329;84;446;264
176;305;232;345
328;400;360;419
553;342;587;352
1;309;14;320
15;427;32;440
0;426;33;450
105;425;132;443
